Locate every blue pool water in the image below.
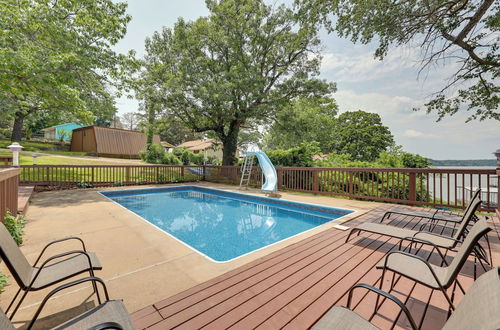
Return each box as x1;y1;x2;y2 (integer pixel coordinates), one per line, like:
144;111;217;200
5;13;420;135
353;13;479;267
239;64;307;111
102;186;353;262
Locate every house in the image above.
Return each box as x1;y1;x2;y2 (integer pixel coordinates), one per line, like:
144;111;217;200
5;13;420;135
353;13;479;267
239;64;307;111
177;139;226;160
160;141;175;152
43;123;82;141
70;126;160;158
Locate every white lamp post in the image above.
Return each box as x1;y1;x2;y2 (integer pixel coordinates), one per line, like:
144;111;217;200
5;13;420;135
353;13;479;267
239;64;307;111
7;142;23;167
33;152;38;165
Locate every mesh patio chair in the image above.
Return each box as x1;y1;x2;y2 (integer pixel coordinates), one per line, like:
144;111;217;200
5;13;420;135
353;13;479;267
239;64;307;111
380;188;482;226
0;223;102;320
376;218;492;311
0;277;135;330
345;195;493;269
312;267;500;330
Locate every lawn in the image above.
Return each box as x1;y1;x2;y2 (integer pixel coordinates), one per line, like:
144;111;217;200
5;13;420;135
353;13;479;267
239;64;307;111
0;139;88;157
0;150;139;165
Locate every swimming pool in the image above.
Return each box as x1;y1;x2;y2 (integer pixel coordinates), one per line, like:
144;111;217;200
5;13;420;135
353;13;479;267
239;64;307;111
101;186;354;262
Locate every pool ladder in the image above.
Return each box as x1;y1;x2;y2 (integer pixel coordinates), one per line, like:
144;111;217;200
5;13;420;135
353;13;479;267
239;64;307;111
239;155;255;189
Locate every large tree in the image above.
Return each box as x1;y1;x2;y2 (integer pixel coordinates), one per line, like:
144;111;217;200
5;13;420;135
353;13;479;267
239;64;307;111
0;0;131;141
264;96;338;152
298;0;499;121
139;0;334;165
332;110;394;161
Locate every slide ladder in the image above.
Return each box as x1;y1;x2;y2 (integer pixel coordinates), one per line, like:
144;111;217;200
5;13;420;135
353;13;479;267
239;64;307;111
240;151;278;193
239;154;255;189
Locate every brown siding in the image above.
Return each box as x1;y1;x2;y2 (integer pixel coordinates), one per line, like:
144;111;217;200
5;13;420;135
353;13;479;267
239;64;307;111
71;127;97;152
70;129;83;152
93;127;160;156
71;126;160;156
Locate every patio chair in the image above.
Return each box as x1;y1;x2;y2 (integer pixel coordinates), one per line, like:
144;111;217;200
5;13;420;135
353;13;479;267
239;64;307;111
376;218;492;311
345;195;492;270
380;188;481;225
0;277;135;330
312;267;500;330
0;223;102;320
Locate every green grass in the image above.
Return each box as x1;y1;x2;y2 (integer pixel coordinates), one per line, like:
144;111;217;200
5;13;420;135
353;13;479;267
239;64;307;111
0;139;69;152
0;151;122;165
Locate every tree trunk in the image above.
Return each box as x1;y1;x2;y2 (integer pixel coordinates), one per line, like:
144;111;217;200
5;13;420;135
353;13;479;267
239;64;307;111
221;120;241;165
11;110;26;142
146;101;155;147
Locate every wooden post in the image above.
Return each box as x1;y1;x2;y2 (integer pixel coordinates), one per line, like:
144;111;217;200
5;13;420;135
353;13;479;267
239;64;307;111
348;171;354;196
497;168;500;219
181;166;185;181
277;168;283;190
313;170;319;193
125;167;130;185
409;172;416;202
202;165;206;181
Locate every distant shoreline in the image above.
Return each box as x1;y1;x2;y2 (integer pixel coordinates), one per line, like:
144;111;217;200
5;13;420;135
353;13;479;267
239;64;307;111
430;159;497;167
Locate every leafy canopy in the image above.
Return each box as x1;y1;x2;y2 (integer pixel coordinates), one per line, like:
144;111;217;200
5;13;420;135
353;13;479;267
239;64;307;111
0;0;132;139
297;0;499;121
331;110;394;162
264;96;338;153
138;0;335;165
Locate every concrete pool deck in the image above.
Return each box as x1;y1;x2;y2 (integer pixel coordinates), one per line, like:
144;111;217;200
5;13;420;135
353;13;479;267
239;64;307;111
0;183;381;329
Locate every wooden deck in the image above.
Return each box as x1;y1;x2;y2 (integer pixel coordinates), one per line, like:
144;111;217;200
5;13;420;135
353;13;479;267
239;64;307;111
130;206;500;329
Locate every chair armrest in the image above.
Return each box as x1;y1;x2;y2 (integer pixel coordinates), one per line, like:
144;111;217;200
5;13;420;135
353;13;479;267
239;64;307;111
28;277;110;329
346;283;418;330
88;322;124;330
29;250;95;292
401;236;449;265
380;209;437;223
418;222;459;233
33;237;87;267
414;230;462;244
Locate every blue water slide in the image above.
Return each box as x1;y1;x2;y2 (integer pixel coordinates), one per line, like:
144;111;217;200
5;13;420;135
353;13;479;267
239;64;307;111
246;151;278;192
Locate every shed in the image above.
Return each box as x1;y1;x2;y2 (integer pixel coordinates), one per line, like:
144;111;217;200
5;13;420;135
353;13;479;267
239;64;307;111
71;126;160;158
43;123;82;141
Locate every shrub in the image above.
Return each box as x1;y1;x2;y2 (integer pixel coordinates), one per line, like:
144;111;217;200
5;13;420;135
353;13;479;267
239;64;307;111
161;152;182;165
0;272;8;293
267;142;321;167
4;211;26;246
139;144;165;164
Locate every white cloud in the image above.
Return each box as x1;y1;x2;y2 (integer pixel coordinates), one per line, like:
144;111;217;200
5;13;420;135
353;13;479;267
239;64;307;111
403;129;437;139
321;47;419;83
333;89;500;159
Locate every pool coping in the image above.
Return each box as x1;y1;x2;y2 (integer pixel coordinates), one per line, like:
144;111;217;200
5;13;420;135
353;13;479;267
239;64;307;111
99;185;358;264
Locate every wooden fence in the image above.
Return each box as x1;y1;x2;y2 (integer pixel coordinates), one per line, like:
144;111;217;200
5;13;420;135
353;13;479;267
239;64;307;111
204;166;499;212
0;168;20;217
6;164;500;213
16;165;204;188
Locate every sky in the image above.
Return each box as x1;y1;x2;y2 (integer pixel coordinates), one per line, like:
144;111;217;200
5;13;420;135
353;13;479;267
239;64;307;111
112;0;499;160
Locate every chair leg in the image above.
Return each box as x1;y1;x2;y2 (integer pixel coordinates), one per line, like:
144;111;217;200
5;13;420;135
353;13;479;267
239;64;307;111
485;234;493;267
5;287;22;314
9;289;30;320
345;229;359;243
439;285;456;312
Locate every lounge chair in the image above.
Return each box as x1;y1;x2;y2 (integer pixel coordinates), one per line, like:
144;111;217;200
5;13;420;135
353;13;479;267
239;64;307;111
380;188;481;225
312;267;500;330
346;195;482;250
0;223;102;319
0;277;135;329
345;195;492;270
376;218;492;310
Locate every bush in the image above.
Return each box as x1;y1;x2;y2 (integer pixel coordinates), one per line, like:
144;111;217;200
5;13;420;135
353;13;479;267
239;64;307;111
4;212;26;246
0;272;7;293
139;144;165;164
161;152;183;165
267;142;321;167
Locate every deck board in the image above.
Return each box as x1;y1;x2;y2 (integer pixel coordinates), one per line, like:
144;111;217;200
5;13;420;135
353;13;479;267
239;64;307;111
131;206;500;329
